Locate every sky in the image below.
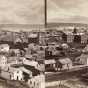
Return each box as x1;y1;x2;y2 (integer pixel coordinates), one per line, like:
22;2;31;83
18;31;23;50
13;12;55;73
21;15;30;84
0;0;44;24
47;0;88;23
0;0;87;25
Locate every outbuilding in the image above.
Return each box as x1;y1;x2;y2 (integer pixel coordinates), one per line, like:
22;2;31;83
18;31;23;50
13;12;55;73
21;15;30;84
58;58;72;70
76;54;88;65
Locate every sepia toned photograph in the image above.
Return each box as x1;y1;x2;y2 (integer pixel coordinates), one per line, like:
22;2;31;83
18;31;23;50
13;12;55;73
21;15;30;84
46;0;88;88
0;0;88;88
0;0;45;88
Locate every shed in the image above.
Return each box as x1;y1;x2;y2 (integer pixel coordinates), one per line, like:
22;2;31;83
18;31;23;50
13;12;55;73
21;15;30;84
45;59;56;70
76;54;88;65
59;58;72;70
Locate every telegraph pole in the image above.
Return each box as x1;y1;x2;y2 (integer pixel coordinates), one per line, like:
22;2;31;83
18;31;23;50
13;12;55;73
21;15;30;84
44;0;47;28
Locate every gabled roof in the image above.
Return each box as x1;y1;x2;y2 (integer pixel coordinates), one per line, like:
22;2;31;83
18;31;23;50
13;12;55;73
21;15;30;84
23;65;40;76
59;58;72;64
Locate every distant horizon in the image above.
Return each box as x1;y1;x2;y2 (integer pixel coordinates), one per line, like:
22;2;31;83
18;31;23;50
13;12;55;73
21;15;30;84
0;22;87;26
47;0;88;24
0;22;87;32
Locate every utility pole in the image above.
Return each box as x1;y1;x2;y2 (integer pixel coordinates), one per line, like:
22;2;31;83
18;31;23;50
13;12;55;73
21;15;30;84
44;0;47;28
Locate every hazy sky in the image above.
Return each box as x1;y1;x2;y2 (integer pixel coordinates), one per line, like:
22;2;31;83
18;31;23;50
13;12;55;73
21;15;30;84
47;0;88;23
0;0;88;24
0;0;44;24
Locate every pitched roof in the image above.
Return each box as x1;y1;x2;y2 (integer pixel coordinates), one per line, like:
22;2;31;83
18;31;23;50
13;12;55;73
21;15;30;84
59;58;72;64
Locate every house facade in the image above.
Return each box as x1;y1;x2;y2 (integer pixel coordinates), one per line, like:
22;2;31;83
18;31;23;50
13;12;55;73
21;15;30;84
0;55;7;69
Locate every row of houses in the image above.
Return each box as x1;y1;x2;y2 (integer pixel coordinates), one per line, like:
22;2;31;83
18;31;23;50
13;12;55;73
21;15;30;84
0;30;39;44
65;33;88;44
42;32;88;45
0;42;45;88
33;28;88;45
0;54;45;88
0;28;88;46
45;58;73;71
